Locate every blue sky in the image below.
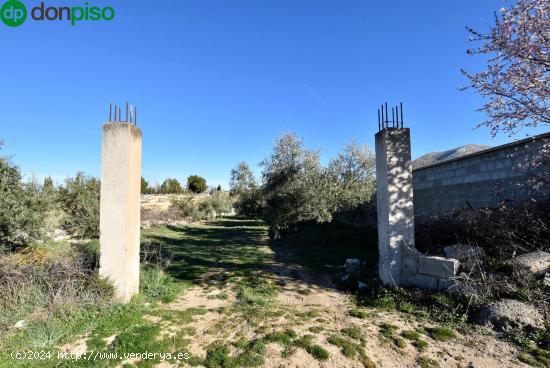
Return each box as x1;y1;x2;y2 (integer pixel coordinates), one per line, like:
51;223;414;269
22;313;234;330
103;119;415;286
0;0;546;188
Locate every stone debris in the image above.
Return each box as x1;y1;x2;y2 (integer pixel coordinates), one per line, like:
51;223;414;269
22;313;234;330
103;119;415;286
512;250;550;276
479;299;544;331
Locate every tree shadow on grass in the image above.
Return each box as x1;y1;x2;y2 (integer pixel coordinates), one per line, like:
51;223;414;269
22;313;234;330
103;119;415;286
141;216;379;291
141;217;272;284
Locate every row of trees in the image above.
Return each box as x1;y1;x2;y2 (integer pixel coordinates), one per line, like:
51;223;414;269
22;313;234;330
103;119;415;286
141;175;214;194
1;143;101;249
230;133;376;237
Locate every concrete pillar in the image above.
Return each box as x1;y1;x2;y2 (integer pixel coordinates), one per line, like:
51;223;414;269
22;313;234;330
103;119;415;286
99;123;142;303
375;128;415;287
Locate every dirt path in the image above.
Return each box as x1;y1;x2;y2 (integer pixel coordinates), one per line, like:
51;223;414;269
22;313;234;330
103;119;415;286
151;218;526;368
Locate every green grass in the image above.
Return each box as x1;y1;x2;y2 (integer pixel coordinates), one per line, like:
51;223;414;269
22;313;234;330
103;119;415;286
342;326;366;343
349;309;370;319
308;326;324;333
327;335;363;358
0;217;273;368
262;330;329;361
293;335;329;361
263;329;297;347
427;326;456;342
417;356;440;368
379;323;407;349
402;330;429;351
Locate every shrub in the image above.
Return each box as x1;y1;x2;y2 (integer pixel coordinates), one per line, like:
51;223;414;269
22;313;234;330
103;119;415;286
160;178;184;194
208;191;233;215
0;151;56;250
170;197;206;221
415;200;549;259
169;192;233;222
140;266;182;303
187;175;207;193
58;173;100;238
0;243;113;331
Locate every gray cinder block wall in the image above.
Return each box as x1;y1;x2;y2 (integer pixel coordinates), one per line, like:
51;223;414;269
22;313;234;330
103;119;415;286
413;132;549;220
99;123;142;303
375;127;459;290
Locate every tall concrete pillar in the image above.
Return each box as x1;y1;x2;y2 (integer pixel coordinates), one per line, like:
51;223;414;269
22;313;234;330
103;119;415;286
99;123;142;303
375;128;415;287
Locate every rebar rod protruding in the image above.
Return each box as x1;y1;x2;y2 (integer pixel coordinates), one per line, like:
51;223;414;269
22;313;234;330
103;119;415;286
400;102;404;128
397;105;400;126
385;102;388;128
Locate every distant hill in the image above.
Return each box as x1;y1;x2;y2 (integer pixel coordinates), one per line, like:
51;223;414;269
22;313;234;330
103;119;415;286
413;144;492;169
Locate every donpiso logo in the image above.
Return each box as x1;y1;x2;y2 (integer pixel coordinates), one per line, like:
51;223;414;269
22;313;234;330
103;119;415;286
1;1;115;27
1;0;27;27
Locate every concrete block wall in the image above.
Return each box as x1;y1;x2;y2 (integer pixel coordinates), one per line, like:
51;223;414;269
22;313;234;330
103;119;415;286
413;132;549;219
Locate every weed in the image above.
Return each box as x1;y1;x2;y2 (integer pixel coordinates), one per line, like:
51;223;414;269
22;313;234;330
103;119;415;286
140;266;182;303
359;354;377;368
203;343;265;368
327;335;363;357
308;326;323;333
417;356;440;368
308;344;330;361
427;326;455;342
518;353;544;367
263;329;297;347
342;326;365;343
208;292;228;300
293;335;329;361
380;323;406;349
402;329;429;351
349;309;369;319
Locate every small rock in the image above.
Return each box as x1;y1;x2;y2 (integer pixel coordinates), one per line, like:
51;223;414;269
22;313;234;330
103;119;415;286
14;320;25;328
512;250;550;276
357;281;368;290
444;244;485;261
479;299;544;331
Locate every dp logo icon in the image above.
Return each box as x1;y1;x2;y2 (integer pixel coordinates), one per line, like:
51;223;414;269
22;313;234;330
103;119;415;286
1;0;27;27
